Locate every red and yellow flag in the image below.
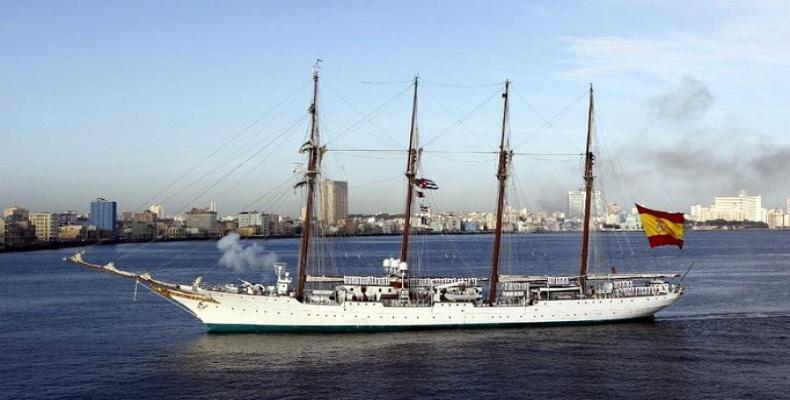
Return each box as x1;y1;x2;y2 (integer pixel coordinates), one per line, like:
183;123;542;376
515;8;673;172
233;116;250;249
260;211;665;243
635;204;685;249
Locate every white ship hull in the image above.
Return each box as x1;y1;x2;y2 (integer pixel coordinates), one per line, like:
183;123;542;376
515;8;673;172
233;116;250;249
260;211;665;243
169;288;682;333
67;253;684;333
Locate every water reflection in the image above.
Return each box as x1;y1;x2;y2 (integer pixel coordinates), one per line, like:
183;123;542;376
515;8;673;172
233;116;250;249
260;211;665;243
156;321;692;398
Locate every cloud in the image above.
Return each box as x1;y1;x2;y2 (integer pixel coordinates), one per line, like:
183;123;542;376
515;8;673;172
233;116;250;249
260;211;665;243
564;36;697;79
649;76;714;121
563;4;790;84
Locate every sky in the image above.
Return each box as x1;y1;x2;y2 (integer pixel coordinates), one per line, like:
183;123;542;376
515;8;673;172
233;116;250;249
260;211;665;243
2;0;789;217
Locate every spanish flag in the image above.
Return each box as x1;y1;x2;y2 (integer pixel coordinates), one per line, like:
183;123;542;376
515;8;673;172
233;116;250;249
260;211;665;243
635;204;685;249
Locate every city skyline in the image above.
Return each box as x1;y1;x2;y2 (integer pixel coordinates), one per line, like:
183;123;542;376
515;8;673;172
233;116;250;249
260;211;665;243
3;2;790;215
5;188;790;223
4;187;789;250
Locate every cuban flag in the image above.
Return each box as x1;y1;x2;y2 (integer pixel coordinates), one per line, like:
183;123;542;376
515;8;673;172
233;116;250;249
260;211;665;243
415;178;439;190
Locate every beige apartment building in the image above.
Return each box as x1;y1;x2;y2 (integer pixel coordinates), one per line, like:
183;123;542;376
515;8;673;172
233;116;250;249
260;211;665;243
319;179;348;226
29;212;58;242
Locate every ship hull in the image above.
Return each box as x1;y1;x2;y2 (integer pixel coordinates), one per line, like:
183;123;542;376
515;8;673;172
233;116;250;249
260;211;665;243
205;316;656;333
171;289;681;333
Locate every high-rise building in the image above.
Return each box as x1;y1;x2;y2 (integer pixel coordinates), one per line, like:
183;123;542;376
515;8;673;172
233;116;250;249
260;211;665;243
29;212;58;242
786;197;790;215
184;208;218;236
148;204;165;219
90;198;117;233
209;200;217;213
319;180;348;225
567;189;604;220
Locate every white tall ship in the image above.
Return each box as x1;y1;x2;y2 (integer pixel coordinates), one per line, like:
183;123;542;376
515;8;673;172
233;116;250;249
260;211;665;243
69;64;684;332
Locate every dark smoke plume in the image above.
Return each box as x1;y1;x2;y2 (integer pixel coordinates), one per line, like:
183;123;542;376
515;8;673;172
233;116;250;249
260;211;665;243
650;76;714;121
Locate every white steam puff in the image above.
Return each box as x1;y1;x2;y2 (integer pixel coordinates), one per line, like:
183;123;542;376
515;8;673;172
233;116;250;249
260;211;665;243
216;233;278;273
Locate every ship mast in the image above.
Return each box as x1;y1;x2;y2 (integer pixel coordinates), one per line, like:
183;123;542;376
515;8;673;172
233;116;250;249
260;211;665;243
295;61;322;302
488;80;511;304
578;84;595;291
399;76;419;263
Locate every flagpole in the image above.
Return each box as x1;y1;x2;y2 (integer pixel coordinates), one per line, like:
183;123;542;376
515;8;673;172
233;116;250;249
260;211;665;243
489;79;510;304
400;76;419;264
578;84;595;291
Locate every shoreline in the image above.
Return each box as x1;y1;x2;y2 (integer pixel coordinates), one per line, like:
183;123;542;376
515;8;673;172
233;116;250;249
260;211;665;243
0;228;787;254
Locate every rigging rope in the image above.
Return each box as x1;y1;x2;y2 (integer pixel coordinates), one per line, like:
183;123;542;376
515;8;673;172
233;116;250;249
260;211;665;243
422;79;504;89
324;82;413;145
511;89;587;151
421;86;503;148
134;80;311;212
323;80;403;148
422;85;497;152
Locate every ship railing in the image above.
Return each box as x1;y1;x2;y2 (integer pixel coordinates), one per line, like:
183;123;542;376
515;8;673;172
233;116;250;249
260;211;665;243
380;299;433;308
592;284;680;299
408;277;480;287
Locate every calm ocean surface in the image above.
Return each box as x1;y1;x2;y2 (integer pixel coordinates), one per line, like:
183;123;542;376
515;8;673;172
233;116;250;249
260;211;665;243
1;231;789;399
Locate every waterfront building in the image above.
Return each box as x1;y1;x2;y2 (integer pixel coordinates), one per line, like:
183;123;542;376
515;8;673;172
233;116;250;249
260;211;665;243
605;202;623;225
58;225;84;242
184;208;218;236
689;205;709;222
319;179;348;226
58;211;78;225
130;221;155;241
237;225;258;237
237;211;263;227
693;191;765;223
90;198;118;233
163;226;186;239
712;191;762;222
148;204;165;219
237;211;271;236
132;211;157;225
219;220;238;236
120;211;134;222
623;213;642;231
29;212;58;242
2;220;36;248
3;206;29;222
567;189;604;220
766;208;785;229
